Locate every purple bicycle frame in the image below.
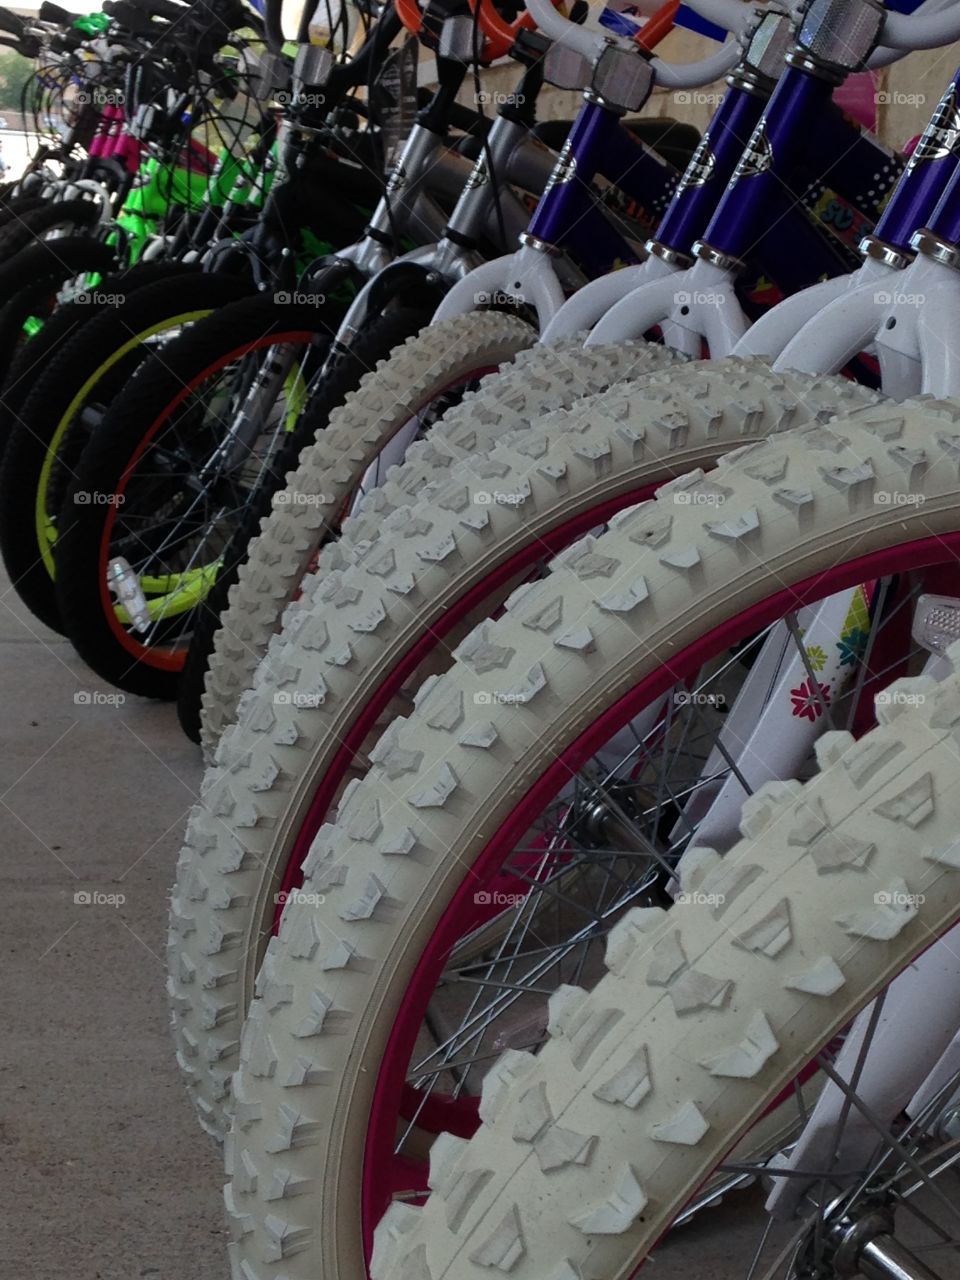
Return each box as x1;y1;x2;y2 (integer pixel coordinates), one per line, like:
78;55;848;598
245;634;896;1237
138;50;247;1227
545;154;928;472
525;103;682;277
874;74;960;249
699;57;956;270
523;66;902;300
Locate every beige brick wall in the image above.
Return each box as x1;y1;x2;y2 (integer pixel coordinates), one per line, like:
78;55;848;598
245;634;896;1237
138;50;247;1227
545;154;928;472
881;44;956;148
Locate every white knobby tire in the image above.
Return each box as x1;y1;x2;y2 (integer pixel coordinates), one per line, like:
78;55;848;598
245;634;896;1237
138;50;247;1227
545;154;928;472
199;316;681;760
370;662;960;1280
168;360;874;1138
222;394;960;1279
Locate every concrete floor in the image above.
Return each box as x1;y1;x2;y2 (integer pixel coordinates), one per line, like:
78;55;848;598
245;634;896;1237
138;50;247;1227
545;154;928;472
0;572;225;1279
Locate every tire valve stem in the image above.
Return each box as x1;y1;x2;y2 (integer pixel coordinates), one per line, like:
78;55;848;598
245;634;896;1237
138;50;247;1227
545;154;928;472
107;558;151;634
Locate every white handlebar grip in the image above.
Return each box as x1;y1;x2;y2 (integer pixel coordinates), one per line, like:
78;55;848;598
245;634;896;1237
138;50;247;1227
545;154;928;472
525;0;610;61
883;4;960;50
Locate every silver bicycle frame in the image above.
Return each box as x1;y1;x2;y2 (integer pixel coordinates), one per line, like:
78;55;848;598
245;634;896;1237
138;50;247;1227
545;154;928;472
335;115;558;343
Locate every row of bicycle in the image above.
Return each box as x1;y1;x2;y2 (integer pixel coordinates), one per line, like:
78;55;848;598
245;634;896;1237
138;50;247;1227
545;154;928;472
6;0;960;1276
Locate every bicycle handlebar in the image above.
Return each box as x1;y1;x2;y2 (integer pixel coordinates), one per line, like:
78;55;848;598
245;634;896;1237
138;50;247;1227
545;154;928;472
125;0;191;22
883;4;960;50
466;0;539;61
103;0;169;38
0;5;24;37
38;2;75;23
634;0;678;51
395;0;519;62
525;0;742;82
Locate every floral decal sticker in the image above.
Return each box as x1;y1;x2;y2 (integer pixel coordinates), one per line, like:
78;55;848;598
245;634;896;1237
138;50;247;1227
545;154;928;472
837;626;869;668
805;644;828;673
790;678;832;722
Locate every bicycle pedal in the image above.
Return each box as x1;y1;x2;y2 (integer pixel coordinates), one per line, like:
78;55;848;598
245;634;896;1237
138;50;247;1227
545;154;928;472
912;594;960;656
106;558;150;634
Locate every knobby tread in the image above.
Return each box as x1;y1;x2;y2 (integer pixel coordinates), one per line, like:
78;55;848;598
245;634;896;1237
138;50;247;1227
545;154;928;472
169;359;875;1140
220;391;960;1279
0;197;99;262
197;313;618;758
371;660;960;1280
